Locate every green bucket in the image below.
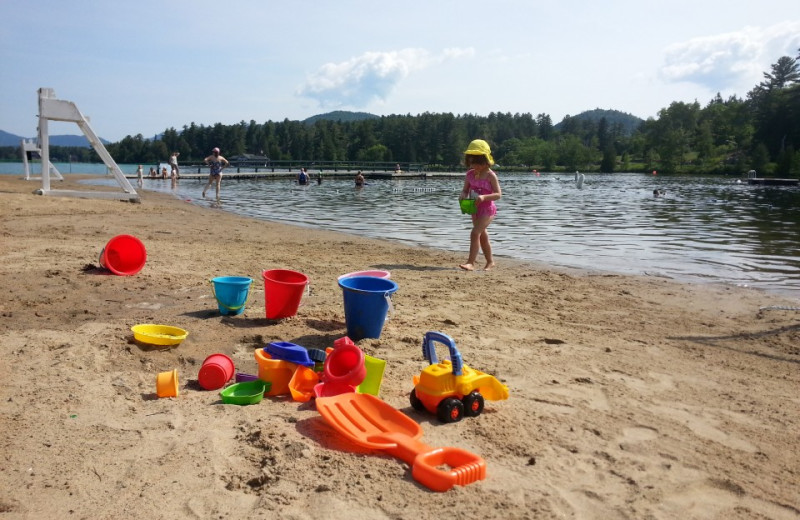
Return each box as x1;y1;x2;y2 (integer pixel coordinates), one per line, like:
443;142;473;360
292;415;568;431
459;198;477;215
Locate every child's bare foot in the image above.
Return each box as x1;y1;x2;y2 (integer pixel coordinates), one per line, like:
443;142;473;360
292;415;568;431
484;262;496;271
459;263;475;271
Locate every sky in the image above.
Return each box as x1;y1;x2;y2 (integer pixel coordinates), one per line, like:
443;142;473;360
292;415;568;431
1;0;799;143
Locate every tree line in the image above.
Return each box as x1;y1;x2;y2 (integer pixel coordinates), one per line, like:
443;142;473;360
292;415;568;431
3;50;798;177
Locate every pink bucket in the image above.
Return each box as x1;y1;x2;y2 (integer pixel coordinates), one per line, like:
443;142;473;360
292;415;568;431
337;270;391;281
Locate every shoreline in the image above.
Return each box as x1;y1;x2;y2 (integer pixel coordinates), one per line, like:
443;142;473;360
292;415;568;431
1;176;798;519
73;172;800;300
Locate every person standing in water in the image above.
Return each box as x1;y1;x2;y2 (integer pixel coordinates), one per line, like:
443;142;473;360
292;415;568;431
136;164;143;186
459;139;501;271
202;147;229;200
355;170;365;187
297;168;309;185
169;151;180;178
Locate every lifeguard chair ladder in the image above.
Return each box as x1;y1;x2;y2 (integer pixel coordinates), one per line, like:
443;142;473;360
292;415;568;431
21;138;63;181
34;87;139;202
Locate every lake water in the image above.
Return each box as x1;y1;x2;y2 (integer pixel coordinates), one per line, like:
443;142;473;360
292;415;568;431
4;162;799;299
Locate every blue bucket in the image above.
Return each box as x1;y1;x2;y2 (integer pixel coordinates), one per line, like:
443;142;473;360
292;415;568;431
338;276;399;341
211;276;253;316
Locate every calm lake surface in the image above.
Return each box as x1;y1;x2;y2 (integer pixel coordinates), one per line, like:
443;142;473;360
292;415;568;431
4;163;799;299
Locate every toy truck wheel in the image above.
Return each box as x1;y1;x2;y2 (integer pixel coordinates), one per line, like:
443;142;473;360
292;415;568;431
409;389;426;412
436;397;464;423
463;391;485;417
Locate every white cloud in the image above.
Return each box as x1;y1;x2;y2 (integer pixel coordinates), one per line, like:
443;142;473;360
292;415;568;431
660;21;800;91
297;48;474;108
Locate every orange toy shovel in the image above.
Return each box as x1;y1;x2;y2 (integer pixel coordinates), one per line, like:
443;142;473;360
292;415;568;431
315;392;486;492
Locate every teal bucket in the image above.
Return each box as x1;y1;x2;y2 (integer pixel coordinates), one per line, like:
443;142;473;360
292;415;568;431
211;276;253;316
338;276;399;341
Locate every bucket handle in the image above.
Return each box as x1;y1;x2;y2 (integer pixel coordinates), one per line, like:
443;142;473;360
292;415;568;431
297;281;311;308
209;279;253;312
384;291;394;321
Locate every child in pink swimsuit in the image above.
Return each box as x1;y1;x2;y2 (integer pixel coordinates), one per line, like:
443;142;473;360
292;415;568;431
459;139;502;271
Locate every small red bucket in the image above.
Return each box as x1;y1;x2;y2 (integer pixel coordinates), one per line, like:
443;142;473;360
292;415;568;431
198;353;234;390
262;269;309;319
99;234;146;276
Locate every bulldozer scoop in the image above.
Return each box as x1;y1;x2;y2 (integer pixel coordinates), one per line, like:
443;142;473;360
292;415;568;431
469;372;509;401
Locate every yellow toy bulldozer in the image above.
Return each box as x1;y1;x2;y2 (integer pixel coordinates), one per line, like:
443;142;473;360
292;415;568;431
410;331;509;423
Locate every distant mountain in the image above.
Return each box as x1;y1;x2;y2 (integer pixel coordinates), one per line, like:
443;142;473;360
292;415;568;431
0;130;109;147
302;111;380;125
0;130;24;147
555;109;644;136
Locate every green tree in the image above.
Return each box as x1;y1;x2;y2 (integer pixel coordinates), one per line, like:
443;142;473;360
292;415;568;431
359;144;391;162
760;56;800;90
536;113;553;140
600;145;615;173
750;143;771;174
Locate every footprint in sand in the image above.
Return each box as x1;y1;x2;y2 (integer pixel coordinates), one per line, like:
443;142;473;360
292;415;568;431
650;403;757;453
620;425;659;443
614;371;675;395
660;478;799;519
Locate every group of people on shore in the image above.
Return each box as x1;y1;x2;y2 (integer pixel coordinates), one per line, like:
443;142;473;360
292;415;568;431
136;152;182;186
298;168;363;187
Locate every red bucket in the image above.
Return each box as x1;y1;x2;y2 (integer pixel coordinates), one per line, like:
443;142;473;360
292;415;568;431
198;353;234;390
99;234;147;276
262;269;309;319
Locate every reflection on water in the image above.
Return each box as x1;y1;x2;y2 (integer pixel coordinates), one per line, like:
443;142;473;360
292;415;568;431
85;172;800;298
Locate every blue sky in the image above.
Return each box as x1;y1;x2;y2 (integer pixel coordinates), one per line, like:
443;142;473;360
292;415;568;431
1;0;798;142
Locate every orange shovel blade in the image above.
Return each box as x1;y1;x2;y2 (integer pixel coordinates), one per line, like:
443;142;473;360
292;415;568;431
316;393;422;449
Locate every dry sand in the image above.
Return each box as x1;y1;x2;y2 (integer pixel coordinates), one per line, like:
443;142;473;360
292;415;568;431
0;176;798;520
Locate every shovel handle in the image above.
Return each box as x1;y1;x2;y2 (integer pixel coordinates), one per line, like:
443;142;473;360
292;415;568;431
411;447;487;492
377;431;487;492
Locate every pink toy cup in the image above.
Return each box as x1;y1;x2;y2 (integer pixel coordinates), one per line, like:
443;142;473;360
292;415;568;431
323;340;366;386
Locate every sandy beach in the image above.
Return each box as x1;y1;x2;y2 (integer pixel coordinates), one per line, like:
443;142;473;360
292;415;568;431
0;176;798;520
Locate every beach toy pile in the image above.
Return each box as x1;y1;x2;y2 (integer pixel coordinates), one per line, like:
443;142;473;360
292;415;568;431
254;337;386;402
110;248;504;490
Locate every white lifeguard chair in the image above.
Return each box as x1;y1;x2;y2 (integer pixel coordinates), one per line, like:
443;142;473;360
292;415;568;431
21;138;63;181
34;87;139;202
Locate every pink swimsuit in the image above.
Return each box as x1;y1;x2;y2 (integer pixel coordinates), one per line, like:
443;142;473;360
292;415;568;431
465;169;497;218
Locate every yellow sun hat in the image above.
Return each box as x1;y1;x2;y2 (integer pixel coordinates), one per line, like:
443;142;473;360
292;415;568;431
464;139;494;165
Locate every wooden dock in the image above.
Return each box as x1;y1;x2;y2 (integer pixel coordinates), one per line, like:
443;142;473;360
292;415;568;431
125;170;461;181
747;178;799;186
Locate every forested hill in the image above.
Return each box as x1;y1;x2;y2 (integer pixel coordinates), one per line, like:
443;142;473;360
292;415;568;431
555;109;644;136
303;109;643;133
302;111;379;124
